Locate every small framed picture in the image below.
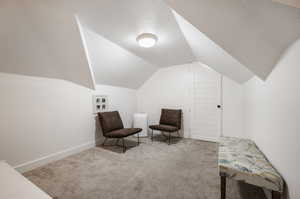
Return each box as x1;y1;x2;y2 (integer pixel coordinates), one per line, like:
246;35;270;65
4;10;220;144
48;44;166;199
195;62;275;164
93;95;108;113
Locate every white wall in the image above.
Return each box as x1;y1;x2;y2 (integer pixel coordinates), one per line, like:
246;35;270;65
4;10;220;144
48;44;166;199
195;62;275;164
0;73;137;173
137;64;191;137
244;39;300;199
94;84;137;128
0;73;95;172
137;62;244;138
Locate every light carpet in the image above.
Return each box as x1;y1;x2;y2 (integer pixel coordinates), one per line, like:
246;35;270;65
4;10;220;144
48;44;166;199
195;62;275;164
24;136;266;199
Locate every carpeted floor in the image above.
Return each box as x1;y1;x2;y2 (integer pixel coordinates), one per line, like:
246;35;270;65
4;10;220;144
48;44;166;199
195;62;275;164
23;136;266;199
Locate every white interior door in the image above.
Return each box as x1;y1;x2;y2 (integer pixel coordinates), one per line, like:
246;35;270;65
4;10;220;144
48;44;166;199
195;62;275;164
189;63;222;142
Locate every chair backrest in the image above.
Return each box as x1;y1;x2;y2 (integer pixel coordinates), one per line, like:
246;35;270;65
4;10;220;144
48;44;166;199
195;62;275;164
159;109;182;129
98;111;124;135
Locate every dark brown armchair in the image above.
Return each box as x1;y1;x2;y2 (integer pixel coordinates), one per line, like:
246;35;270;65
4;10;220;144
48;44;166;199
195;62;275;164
149;109;182;144
98;111;142;153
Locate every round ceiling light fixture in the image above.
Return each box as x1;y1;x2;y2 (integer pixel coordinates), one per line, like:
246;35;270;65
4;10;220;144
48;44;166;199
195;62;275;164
136;33;158;48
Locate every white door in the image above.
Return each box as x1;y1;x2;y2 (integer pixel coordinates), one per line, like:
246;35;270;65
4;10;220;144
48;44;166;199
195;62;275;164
189;63;222;142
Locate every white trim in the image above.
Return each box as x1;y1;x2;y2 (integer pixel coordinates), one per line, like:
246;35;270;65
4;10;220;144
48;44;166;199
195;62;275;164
190;136;219;143
15;140;98;173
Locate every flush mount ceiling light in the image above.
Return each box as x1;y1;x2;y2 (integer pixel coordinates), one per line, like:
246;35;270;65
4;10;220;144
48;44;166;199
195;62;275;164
136;33;158;48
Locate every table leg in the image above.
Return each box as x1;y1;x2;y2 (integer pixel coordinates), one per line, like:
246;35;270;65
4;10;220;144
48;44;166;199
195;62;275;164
221;175;226;199
272;191;281;199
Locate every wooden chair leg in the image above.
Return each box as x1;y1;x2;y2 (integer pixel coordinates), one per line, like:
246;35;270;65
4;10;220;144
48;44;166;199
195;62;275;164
137;133;140;145
168;132;171;145
272;191;281;199
221;175;226;199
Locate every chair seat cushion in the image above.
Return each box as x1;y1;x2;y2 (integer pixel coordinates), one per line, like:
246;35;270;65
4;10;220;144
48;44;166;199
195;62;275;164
149;124;178;132
105;128;142;138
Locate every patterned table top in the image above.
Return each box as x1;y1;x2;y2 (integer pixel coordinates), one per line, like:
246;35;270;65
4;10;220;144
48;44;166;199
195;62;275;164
218;137;283;192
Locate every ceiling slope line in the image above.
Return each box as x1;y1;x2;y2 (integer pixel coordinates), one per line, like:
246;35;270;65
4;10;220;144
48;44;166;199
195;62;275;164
164;0;300;81
75;15;97;90
79;24;159;89
84;28;161;72
172;10;253;83
76;0;195;68
164;4;198;63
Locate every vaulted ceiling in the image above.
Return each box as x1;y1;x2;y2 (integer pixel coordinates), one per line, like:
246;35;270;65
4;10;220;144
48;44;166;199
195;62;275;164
0;0;299;89
75;0;195;68
0;0;95;89
172;10;253;83
164;0;300;80
79;23;158;89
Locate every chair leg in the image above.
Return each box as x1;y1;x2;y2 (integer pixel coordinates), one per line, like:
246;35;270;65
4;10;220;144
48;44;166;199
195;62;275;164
221;175;226;199
102;138;108;146
168;132;171;145
177;131;180;137
115;138;119;145
151;129;153;142
122;138;126;153
137;133;140;145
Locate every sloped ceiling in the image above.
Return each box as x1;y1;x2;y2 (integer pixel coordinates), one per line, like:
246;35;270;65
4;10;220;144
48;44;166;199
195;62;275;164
173;10;253;83
1;0;299;89
80;24;158;89
0;0;95;89
75;0;195;68
74;0;255;85
164;0;300;80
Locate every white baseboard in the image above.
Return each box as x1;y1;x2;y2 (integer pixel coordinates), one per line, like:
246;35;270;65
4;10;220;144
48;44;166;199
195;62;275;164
15;140;98;173
189;136;219;143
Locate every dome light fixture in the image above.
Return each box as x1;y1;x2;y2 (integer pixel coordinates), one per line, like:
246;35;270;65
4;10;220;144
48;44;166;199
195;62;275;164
136;33;158;48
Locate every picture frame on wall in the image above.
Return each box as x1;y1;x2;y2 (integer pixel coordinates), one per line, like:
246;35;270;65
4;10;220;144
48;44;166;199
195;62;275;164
93;95;108;113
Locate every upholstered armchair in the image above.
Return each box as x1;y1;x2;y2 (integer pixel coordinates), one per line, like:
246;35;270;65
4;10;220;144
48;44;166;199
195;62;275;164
98;111;142;152
149;109;182;144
